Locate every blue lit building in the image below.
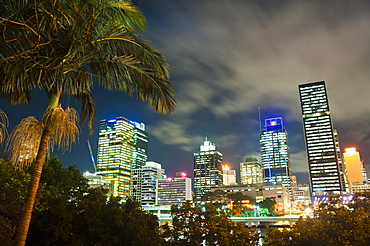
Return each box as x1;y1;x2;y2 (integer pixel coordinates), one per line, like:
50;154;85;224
260;117;292;194
96;117;148;199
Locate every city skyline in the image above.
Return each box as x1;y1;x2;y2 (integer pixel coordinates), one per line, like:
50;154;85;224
1;0;370;184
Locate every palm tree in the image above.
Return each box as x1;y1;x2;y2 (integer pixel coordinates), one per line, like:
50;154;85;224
0;1;176;245
0;109;7;143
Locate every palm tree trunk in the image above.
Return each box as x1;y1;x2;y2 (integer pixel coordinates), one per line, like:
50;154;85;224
14;127;51;246
15;91;60;246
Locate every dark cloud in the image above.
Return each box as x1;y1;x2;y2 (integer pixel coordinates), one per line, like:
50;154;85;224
2;0;370;183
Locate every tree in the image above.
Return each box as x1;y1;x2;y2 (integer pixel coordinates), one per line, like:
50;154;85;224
257;197;276;215
264;207;370;246
0;1;175;245
0;159;29;246
0;157;166;245
162;201;259;246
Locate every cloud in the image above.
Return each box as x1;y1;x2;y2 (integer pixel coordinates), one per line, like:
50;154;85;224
141;0;370;172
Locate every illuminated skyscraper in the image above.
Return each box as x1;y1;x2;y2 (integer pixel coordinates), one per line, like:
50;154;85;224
194;138;223;203
96;117;148;199
240;157;262;185
343;147;363;185
260;117;292;193
222;164;237;185
299;81;347;195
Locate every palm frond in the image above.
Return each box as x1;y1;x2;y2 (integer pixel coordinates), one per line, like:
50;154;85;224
6;116;43;168
0;109;8;144
43;106;80;152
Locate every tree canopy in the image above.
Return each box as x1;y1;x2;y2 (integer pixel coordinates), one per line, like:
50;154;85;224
0;157;165;246
162;201;260;246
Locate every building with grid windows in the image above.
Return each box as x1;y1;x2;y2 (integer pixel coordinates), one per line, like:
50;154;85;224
157;172;192;205
240;157;263;185
96;117;148;199
299;81;348;195
260;117;292;194
194;138;223;203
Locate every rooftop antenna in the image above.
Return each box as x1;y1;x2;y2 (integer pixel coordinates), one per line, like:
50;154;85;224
87;140;97;173
258;107;262;132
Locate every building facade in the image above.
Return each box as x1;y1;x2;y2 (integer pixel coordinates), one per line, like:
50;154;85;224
194;138;223;203
299;81;347;195
260;117;292;193
343;147;363;186
211;183;291;213
222;164;237;185
157;173;192;205
240;157;263;185
96;117;148;199
141;161;165;205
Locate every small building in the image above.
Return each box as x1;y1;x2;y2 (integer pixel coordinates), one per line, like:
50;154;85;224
157;173;192;205
211;183;290;213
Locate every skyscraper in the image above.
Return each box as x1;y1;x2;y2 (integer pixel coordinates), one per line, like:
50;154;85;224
96;117;148;199
240;157;263;185
343;147;363;185
194;138;223;203
299;81;347;195
260;117;292;193
222;164;237;185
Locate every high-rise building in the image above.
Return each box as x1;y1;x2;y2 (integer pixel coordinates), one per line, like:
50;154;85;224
142;161;165;205
343;147;363;185
96;117;148;199
131;161;164;205
83;171;113;196
157;172;192;205
194;138;223;203
222;164;237;185
299;81;347;195
260;117;292;193
240;157;263;185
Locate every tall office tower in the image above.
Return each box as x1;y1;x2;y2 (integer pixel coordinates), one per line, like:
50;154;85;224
194;138;223;203
96;117;148;199
260;117;293;193
157;172;192;205
222;164;237;185
299;81;347;195
343;147;363;186
240;157;263;185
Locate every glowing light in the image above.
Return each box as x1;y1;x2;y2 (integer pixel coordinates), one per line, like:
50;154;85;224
180;172;187;177
167;177;173;182
344;147;357;154
108;119;116;123
222;164;230;170
270;121;277;126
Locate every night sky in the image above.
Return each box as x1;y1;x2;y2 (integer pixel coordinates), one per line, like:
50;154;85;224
1;0;370;184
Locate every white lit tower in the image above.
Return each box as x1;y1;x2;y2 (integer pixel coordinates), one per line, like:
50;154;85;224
96;117;148;199
299;81;348;195
260;117;293;194
194;138;223;203
240;157;263;185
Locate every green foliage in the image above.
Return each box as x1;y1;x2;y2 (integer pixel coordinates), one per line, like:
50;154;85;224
264;207;370;246
0;0;175;127
162;201;260;246
0;157;164;246
0;159;29;245
201;189;253;215
257;197;276;215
